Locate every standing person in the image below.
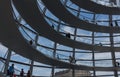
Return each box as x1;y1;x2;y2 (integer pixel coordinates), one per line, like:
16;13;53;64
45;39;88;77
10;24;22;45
116;62;120;67
115;20;119;27
8;64;14;77
69;55;76;64
69;55;73;63
27;70;31;77
66;33;71;38
20;68;24;77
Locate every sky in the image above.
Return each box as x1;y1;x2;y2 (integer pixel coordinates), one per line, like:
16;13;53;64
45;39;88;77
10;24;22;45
1;0;120;76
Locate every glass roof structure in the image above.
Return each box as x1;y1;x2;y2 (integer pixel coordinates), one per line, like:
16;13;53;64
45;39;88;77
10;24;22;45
1;0;120;77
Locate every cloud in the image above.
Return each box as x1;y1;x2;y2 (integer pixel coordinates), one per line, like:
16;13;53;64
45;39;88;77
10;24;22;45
63;26;74;34
33;67;51;76
0;44;8;57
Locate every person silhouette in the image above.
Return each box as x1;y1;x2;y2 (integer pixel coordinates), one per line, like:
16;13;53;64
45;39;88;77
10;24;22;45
27;70;31;77
116;62;120;67
20;68;24;77
29;40;33;45
66;33;71;38
8;64;14;77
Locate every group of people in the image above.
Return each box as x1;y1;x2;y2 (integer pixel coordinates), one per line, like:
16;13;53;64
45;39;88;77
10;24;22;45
7;64;31;77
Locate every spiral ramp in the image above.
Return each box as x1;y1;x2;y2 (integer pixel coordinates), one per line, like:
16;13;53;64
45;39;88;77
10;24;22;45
70;0;120;15
1;0;120;77
41;0;120;33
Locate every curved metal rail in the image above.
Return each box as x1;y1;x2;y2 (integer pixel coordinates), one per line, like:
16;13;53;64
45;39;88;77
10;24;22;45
41;0;120;33
1;0;120;72
70;0;120;15
12;0;120;52
0;0;83;70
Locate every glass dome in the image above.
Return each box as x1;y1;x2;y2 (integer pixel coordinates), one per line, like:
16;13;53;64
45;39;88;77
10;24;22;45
1;0;120;77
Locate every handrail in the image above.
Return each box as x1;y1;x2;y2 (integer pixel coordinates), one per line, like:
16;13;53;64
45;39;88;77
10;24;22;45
14;5;120;39
15;13;120;50
14;17;119;53
41;16;120;46
40;0;120;33
0;56;52;68
36;1;120;46
65;3;120;22
12;11;120;58
13;17;120;67
70;0;120;15
10;21;120;64
15;20;69;62
63;0;120;24
14;20;99;54
44;15;120;38
10;0;120;71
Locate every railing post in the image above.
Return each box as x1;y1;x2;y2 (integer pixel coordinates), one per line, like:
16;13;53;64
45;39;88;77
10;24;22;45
4;49;12;74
